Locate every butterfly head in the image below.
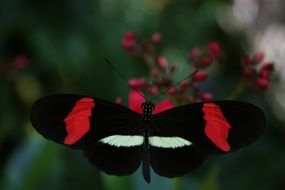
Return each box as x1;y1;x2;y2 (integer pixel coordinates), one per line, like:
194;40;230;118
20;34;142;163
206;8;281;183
141;101;155;123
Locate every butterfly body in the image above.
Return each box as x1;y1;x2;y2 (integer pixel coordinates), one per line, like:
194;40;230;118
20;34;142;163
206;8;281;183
30;94;266;183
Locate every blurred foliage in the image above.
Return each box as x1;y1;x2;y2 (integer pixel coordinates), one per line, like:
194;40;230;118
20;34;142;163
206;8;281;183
0;0;284;190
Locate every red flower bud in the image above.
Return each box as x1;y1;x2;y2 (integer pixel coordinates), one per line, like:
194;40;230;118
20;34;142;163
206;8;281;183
188;48;201;61
11;55;28;70
255;78;270;89
170;65;177;73
149;86;159;95
201;56;213;66
115;97;123;105
207;41;220;59
128;77;147;88
140;40;149;51
179;80;189;90
152;32;161;43
259;63;274;79
241;55;252;66
242;67;252;77
259;69;270;79
168;87;177;95
201;92;213;101
261;63;274;72
253;52;264;64
193;71;208;81
157;56;168;68
151;69;159;78
122;32;137;50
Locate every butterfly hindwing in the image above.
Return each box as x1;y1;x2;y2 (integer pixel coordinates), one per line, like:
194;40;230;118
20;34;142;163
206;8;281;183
30;94;141;149
153;100;266;154
83;136;143;176
149;137;209;178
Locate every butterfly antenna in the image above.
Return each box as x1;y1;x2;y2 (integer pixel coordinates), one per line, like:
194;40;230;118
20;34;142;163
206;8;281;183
150;70;199;102
105;58;148;101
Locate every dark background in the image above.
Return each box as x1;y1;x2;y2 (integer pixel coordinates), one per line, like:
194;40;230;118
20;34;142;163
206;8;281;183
0;0;284;190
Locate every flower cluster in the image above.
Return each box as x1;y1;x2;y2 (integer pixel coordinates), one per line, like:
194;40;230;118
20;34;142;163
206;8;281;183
188;41;220;68
241;52;274;89
0;54;29;79
120;31;274;112
120;32;223;110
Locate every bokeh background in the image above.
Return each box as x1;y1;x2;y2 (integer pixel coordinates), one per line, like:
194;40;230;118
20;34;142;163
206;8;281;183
0;0;285;190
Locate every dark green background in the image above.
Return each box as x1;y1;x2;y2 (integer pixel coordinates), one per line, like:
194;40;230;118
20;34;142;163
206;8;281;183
0;1;284;190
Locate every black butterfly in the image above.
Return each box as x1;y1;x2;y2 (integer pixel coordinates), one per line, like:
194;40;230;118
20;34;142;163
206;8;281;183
30;94;266;183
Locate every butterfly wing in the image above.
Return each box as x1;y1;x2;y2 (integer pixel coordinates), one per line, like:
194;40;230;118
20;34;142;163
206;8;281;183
30;94;144;176
149;139;209;178
152;100;266;154
148;100;265;177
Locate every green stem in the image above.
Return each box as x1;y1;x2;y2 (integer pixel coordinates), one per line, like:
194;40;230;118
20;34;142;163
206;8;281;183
173;178;182;190
228;78;249;100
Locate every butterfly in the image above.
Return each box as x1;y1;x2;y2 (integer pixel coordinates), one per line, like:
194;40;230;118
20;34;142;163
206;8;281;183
30;92;266;183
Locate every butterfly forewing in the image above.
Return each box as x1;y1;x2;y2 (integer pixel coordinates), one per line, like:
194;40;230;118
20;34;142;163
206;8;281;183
153;101;266;154
30;94;141;149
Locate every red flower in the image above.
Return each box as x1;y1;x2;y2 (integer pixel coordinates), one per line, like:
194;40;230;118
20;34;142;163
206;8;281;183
122;32;137;50
128;90;174;114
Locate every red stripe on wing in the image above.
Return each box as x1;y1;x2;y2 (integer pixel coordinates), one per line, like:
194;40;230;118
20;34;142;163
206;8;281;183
64;98;95;145
202;103;231;152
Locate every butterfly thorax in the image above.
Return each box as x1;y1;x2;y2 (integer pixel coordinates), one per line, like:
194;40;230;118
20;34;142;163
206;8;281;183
141;101;155;124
